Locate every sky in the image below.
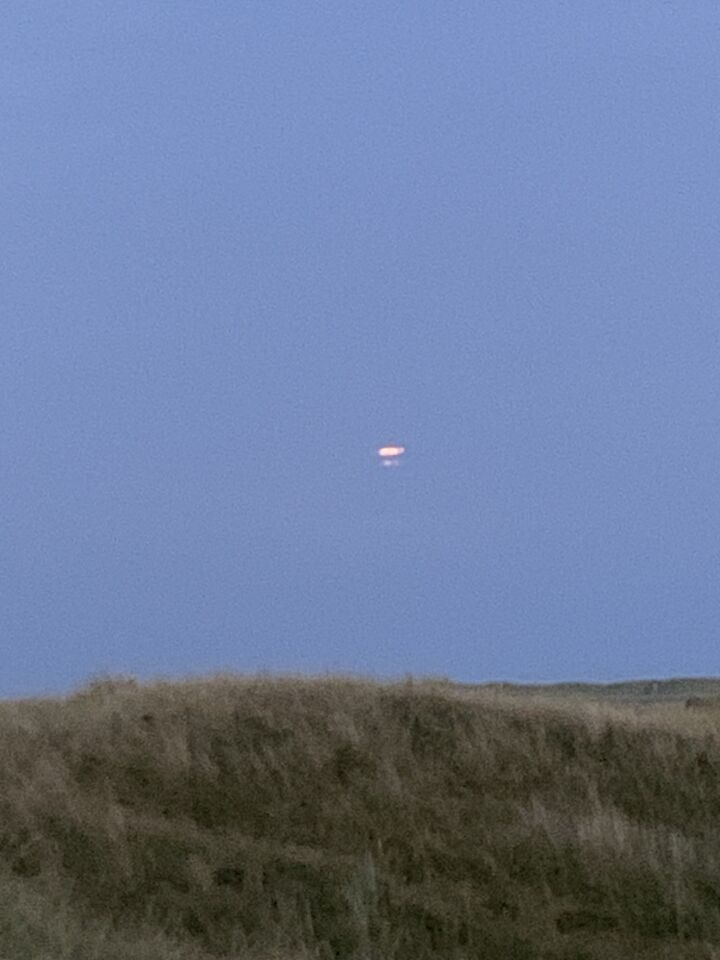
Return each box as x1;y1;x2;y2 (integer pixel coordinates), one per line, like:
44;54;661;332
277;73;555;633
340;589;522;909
2;2;720;700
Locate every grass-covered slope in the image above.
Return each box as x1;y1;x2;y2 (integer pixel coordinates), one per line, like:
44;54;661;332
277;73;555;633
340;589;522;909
2;672;720;959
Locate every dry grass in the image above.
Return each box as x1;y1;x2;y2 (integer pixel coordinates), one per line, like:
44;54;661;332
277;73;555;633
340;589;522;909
1;670;720;958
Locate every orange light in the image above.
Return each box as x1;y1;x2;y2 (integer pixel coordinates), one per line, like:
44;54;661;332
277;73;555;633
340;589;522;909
378;445;405;458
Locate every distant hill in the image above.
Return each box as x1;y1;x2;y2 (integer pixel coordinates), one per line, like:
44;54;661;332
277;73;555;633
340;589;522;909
458;676;720;705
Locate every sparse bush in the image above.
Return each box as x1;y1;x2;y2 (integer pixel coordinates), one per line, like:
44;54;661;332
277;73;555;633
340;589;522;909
71;672;141;699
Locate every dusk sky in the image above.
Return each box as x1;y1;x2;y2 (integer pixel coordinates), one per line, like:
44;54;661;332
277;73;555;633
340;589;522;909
3;3;720;700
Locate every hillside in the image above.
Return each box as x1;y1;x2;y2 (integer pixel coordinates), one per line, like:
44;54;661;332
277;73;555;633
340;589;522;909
2;671;720;959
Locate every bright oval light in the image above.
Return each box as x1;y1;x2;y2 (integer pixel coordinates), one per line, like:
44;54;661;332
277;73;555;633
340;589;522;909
378;445;405;457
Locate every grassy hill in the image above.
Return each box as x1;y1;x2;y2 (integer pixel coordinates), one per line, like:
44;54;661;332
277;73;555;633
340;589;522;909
2;671;720;958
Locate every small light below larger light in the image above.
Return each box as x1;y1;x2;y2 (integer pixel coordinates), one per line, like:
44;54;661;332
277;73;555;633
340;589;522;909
377;444;406;467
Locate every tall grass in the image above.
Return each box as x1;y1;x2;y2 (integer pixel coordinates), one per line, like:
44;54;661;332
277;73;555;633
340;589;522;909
1;671;720;958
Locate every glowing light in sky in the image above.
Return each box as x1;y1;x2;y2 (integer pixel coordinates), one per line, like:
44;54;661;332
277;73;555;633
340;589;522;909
378;444;406;467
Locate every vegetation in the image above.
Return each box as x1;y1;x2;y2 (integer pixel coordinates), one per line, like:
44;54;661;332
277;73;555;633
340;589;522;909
2;670;720;958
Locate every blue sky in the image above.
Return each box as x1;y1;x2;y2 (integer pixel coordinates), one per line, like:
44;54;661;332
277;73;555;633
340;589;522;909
3;2;719;699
